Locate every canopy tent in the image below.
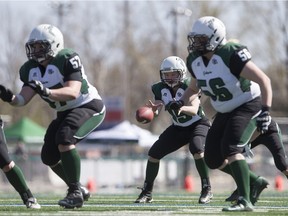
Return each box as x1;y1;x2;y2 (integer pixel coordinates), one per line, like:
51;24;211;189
84;120;159;147
4;117;46;144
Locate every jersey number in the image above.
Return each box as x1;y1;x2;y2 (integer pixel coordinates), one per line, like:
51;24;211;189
237;48;251;62
198;78;233;101
169;110;193;123
69;56;82;69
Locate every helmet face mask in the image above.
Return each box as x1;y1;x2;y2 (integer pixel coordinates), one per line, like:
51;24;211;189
26;41;53;63
160;56;187;88
25;24;64;63
187;16;226;55
187;34;210;55
160;70;182;88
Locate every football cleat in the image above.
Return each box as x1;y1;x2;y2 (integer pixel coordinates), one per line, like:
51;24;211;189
25;197;41;209
225;189;239;202
198;186;213;204
250;176;269;205
134;187;153;203
58;183;84;209
222;196;253;212
80;185;91;201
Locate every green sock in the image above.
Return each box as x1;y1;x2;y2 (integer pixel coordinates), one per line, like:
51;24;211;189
249;171;259;184
61;148;81;184
144;160;159;191
5;165;29;193
229;160;250;201
195;158;209;178
51;161;68;185
221;164;259;186
220;165;232;175
195;158;210;187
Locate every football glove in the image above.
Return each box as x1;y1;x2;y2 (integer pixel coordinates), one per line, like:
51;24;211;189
165;100;184;112
29;80;51;97
256;106;271;134
0;85;13;102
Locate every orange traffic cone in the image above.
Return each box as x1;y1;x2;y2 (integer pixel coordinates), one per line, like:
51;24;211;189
184;175;193;192
275;175;283;191
86;178;97;193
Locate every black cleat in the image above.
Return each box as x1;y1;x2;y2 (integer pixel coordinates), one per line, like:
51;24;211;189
134;187;153;203
225;177;269;205
250;176;269;205
80;185;91;201
58;183;84;209
198;186;213;204
225;189;239;202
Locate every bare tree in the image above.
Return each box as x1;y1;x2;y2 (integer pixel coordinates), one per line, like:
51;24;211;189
0;1;287;129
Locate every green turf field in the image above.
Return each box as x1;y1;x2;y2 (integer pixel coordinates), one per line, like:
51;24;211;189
0;191;287;215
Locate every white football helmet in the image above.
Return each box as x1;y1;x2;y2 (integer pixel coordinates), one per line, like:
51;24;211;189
160;56;187;88
187;16;226;55
25;24;64;63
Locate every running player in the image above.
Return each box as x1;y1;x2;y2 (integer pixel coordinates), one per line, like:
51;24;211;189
0;117;40;209
226;118;287;202
177;16;272;211
0;24;106;208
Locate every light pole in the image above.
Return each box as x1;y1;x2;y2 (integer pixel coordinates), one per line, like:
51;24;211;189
169;7;192;56
169;7;192;189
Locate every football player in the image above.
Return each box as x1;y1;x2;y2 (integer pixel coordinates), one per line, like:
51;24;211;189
226;118;287;202
179;16;272;211
134;56;213;204
0;117;40;209
0;24;106;208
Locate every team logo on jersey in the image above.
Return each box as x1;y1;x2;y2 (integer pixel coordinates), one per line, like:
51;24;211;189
177;92;182;98
212;59;218;64
32;72;37;77
48;69;54;74
203;71;212;76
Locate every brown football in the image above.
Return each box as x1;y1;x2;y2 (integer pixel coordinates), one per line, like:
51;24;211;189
135;106;154;124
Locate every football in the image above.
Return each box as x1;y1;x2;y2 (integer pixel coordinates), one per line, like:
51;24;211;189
135;106;154;124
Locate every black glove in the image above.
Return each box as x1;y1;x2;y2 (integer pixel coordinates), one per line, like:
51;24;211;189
256;106;271;134
29;80;51;97
0;85;13;102
165;100;184;112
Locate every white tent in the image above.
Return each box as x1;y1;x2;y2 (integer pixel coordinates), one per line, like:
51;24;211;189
85;120;159;147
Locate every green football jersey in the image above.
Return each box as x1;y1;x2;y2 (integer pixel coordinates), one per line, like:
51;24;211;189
151;78;202;127
187;42;261;113
19;48;102;111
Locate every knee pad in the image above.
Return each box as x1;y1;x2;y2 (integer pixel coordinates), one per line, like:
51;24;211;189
189;136;205;155
41;144;61;166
